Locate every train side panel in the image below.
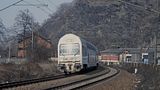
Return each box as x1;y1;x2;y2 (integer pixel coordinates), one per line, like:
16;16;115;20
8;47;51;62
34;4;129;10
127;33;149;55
81;41;98;68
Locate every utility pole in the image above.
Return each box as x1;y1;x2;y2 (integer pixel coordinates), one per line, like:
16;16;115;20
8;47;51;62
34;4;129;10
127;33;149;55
155;31;158;65
155;0;160;65
31;25;34;60
156;14;160;65
23;23;26;58
8;42;11;63
32;30;34;52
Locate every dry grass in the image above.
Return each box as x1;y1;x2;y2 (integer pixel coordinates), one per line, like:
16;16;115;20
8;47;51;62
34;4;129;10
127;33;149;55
0;62;60;83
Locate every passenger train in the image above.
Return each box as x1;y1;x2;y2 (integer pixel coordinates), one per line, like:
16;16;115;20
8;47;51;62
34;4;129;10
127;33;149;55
58;34;99;74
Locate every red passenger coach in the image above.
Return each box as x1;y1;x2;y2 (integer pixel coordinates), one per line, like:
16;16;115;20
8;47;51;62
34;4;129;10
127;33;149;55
101;54;119;65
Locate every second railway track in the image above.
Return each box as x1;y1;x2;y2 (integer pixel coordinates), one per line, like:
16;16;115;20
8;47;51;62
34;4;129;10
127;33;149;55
1;66;107;90
46;67;119;90
0;74;70;90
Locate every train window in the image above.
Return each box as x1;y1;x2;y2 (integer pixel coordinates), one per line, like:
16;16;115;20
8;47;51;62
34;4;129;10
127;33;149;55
60;44;80;56
71;44;80;56
82;46;87;56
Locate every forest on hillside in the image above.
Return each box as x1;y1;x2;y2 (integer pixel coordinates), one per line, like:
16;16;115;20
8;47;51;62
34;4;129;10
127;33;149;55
39;0;160;50
0;0;159;57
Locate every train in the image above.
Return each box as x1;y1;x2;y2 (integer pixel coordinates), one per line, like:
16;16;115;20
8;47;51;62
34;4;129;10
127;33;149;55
58;34;99;74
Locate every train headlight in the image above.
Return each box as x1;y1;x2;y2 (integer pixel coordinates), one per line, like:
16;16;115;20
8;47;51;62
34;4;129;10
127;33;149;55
74;63;81;69
58;64;65;69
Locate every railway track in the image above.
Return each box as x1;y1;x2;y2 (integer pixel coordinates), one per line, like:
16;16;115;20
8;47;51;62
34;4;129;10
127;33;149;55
45;67;119;90
0;66;106;90
0;74;72;90
0;66;115;90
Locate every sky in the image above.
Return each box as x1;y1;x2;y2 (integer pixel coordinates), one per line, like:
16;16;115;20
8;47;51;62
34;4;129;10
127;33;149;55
0;0;73;28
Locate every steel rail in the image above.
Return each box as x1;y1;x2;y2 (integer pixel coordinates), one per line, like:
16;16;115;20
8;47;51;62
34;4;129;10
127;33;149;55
0;74;71;89
46;67;119;90
74;68;120;90
0;66;107;89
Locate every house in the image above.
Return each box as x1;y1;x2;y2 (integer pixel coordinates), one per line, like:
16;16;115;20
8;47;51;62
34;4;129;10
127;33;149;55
17;32;52;59
100;48;155;65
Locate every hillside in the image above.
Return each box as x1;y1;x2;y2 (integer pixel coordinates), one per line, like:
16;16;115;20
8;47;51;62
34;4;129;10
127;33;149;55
39;0;159;50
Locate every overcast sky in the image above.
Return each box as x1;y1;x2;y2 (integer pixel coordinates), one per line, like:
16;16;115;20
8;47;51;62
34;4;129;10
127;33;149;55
0;0;73;28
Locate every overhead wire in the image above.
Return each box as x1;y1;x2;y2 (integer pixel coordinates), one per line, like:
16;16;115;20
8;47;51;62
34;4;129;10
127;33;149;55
47;0;58;8
0;0;24;12
14;4;48;7
23;0;51;15
36;0;53;13
118;0;160;14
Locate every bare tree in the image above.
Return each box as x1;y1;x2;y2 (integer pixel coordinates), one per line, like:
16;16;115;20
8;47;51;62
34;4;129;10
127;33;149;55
14;9;37;60
0;19;8;57
14;9;52;62
15;9;35;34
0;19;7;46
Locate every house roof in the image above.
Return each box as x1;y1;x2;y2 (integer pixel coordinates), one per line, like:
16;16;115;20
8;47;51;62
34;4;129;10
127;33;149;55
101;48;155;54
18;32;51;44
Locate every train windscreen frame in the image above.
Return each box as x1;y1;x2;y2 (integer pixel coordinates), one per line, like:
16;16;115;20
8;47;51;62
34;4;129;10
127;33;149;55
59;43;80;56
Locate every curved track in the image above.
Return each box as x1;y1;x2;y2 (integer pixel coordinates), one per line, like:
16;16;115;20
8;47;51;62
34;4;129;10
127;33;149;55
0;74;71;89
0;66;118;90
0;66;105;90
46;67;119;90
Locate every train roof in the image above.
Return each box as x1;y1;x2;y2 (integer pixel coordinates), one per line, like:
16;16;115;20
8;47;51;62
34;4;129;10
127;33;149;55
59;34;98;51
81;38;98;51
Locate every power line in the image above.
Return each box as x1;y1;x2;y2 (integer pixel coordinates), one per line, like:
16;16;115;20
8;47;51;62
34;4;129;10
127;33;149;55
0;0;24;12
36;0;53;13
14;4;48;7
47;0;54;5
118;0;160;14
47;0;58;8
23;0;51;15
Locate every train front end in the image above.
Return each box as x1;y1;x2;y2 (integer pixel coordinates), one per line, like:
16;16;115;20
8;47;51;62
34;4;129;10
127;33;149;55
58;34;82;74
